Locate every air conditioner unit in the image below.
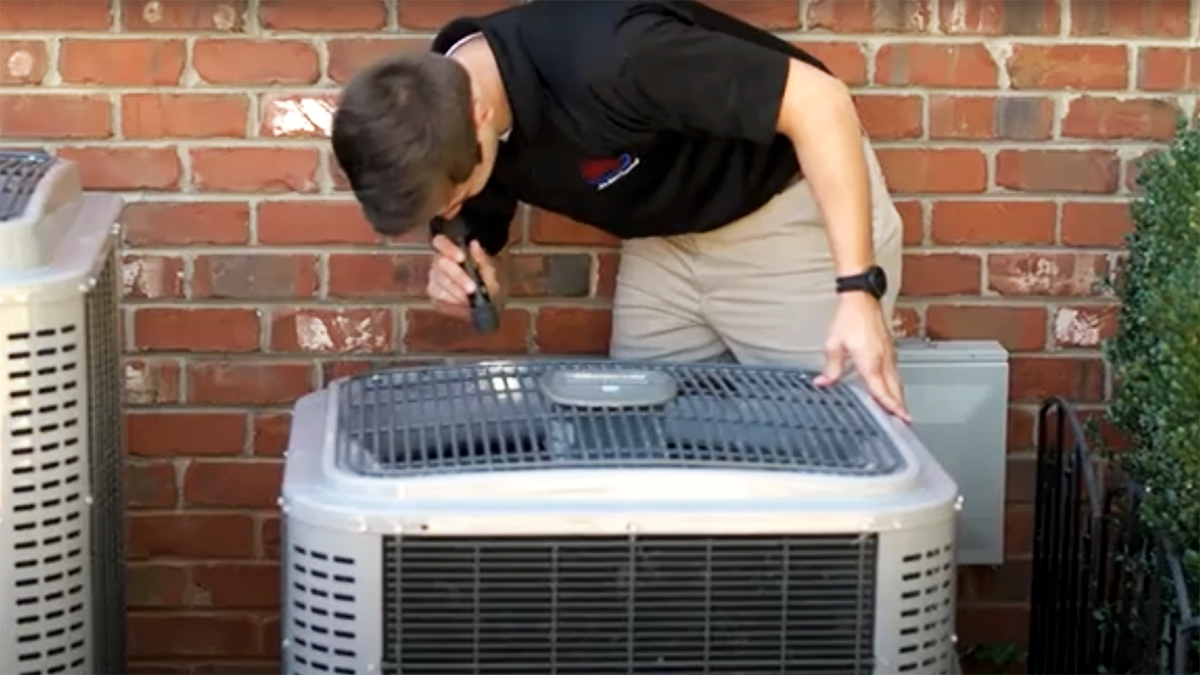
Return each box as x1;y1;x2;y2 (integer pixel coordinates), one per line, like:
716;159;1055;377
280;360;961;675
0;151;126;675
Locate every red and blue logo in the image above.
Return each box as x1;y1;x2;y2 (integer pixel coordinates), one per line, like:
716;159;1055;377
580;153;640;191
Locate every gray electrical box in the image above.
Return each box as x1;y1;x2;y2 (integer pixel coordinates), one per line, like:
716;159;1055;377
896;338;1009;566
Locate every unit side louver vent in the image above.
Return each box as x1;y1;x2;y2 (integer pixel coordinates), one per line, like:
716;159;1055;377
894;543;956;673
287;544;361;675
5;321;89;675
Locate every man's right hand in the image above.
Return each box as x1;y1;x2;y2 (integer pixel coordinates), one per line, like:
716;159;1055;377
426;233;502;322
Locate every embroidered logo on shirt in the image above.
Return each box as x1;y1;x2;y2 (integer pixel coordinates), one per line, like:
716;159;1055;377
580;153;640;191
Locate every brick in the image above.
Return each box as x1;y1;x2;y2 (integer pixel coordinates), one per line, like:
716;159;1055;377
899;253;982;296
123;254;184;299
937;0;1061;34
1062;96;1181;141
1070;0;1192;36
192;254;318;300
892;305;922;337
1061;201;1133;247
987;252;1108;297
269;308;394;353
257;201;378;245
123;94;249;139
191;563;282;608
876;148;987;194
702;1;801;28
183;460;283;509
996;149;1119;194
928;95;1053;140
0;1;112;30
56;147;180;191
529;210;618;246
1007;406;1036;452
258;92;337;138
122;202;250;246
127;563;188;608
126;614;264;659
1007;44;1128;89
0;40;48;85
959;558;1033;603
596;253;620;299
327;38;430;84
1053;304;1119;349
124;358;182;405
854;94;923;140
508;255;592;298
874;43;998;88
958;605;1031;650
1138;47;1200;91
0;94;111;139
930;200;1057;245
252;414;290;457
895;200;924;245
125;462;177;508
535;308;612;355
806;0;933;32
397;0;519;29
134;308;260;353
926;305;1047;352
1004;502;1035;551
126;514;257;559
125;412;247;458
60;39;185;86
403;308;531;353
327;253;430;299
190;148;319;193
187;361;315;406
193;39;319;85
260;517;281;560
792;42;868;85
122;0;247;31
1009;356;1106;402
259;0;386;30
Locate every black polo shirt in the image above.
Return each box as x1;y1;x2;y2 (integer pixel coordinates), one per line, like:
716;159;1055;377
431;0;832;255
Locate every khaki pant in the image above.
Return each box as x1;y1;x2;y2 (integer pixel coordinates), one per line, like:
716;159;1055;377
609;138;903;369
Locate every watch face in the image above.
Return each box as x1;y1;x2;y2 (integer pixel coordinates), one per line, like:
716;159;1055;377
867;266;887;296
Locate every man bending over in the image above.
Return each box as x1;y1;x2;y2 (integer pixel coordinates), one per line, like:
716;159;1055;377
331;0;912;422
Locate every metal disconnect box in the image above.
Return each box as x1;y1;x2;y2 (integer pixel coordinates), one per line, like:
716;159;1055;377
895;339;1010;566
0;151;126;675
281;360;961;675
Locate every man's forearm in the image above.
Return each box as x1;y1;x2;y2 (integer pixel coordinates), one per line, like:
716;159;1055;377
776;58;875;278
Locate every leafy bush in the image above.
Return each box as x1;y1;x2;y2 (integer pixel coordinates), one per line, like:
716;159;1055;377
1103;113;1200;613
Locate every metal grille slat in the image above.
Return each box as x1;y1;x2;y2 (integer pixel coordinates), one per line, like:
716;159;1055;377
337;361;903;477
382;534;876;675
0;152;56;222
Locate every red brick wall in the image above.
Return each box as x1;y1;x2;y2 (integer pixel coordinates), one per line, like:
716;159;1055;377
1;0;1196;672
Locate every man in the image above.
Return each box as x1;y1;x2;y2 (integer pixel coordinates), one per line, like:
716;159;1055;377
331;0;911;422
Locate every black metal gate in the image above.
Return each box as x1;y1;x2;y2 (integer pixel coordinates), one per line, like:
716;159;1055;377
1027;397;1198;674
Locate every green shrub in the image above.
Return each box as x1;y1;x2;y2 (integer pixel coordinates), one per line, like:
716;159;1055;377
1104;114;1200;603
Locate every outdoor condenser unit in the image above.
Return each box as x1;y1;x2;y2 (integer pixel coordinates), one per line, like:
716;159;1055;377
281;359;961;675
0;151;126;675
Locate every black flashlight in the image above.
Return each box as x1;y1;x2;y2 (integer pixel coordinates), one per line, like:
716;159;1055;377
432;215;500;334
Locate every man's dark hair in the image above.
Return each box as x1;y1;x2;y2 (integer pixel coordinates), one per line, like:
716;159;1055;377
331;51;481;236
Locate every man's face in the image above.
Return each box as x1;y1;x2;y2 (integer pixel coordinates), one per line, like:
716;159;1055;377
433;125;500;222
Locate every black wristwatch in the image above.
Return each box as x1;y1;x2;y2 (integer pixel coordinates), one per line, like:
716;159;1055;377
836;265;888;300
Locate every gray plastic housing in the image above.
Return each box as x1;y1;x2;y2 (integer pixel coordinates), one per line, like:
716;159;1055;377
895;338;1010;566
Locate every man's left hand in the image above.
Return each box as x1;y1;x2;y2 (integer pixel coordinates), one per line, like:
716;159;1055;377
814;293;912;423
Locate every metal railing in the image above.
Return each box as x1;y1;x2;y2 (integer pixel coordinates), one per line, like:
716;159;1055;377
1028;397;1198;674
